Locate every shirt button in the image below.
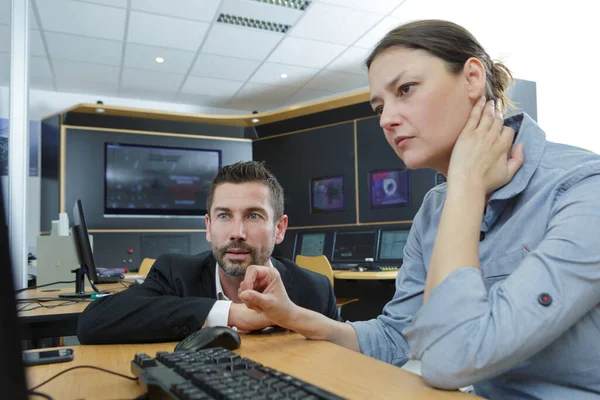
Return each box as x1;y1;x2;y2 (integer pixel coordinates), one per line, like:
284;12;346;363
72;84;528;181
480;232;485;241
172;326;181;336
182;326;191;335
538;293;552;306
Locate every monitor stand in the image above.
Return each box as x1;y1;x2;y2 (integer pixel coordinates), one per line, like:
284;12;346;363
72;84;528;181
58;267;102;299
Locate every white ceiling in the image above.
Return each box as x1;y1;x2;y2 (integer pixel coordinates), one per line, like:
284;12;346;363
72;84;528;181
0;0;414;112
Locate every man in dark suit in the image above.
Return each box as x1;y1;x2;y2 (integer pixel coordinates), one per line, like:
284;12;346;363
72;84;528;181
77;161;339;344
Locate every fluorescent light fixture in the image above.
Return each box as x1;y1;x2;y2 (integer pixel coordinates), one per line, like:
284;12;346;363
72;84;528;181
217;13;291;33
155;57;164;63
280;73;288;79
252;0;312;10
251;118;260;123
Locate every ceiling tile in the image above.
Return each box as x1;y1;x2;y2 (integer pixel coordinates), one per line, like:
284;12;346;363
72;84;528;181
76;0;128;7
35;0;126;40
319;0;404;14
0;25;9;53
354;16;403;49
201;24;283;61
53;59;120;86
130;0;220;22
30;75;55;91
180;76;244;99
118;87;177;102
176;92;235;107
30;29;47;57
121;68;185;93
249;62;319;88
219;0;303;26
290;2;381;46
304;70;368;93
191;53;260;81
45;32;122;65
127;11;209;51
326;46;370;76
30;56;52;78
284;88;333;107
229;82;297;111
124;43;195;74
57;79;118;96
267;36;345;69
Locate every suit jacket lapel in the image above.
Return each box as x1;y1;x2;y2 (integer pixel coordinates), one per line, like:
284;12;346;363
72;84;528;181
201;253;218;298
272;257;293;293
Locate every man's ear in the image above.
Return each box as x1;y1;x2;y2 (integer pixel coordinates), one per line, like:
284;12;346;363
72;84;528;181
274;215;288;245
205;214;212;243
463;57;486;101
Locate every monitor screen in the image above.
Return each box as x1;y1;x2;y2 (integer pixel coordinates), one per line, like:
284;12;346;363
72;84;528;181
299;233;326;257
378;230;410;261
369;169;410;208
104;142;221;216
332;231;377;262
311;176;344;213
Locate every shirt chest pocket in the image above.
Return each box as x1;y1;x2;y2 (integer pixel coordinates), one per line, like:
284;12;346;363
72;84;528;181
481;247;528;291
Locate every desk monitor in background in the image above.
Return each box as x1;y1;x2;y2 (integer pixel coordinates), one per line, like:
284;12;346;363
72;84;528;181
0;183;29;399
377;229;410;262
294;232;327;260
59;199;109;299
332;231;377;263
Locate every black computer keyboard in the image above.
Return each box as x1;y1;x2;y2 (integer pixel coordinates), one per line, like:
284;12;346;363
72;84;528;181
368;264;401;272
132;347;345;400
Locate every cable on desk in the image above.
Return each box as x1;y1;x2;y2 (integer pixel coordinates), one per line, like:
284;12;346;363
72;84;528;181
15;281;76;294
29;365;138;391
28;391;54;400
17;300;82;312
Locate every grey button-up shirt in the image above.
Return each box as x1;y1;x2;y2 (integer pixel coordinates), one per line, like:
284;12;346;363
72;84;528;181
350;113;600;399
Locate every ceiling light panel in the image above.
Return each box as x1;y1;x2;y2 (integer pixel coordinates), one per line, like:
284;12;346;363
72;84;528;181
251;0;311;10
217;14;291;33
218;0;303;26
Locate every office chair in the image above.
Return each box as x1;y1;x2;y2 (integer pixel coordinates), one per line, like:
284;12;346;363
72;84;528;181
295;255;359;314
138;258;156;276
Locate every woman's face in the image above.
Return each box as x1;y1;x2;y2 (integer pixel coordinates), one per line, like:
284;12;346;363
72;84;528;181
368;46;477;174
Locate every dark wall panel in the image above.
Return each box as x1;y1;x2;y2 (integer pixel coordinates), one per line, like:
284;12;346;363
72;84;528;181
356;116;437;223
253;122;356;227
40;115;61;232
65;128;252;230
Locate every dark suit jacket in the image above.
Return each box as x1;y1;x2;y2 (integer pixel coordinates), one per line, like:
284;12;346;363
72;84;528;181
77;251;339;344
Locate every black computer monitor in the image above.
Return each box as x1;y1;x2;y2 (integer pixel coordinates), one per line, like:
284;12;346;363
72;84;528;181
377;229;410;262
0;183;29;399
59;199;104;299
295;232;327;258
332;231;377;263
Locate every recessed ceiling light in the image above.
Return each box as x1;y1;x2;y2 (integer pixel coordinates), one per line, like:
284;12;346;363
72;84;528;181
280;73;288;79
251;118;260;123
96;108;105;113
155;57;164;63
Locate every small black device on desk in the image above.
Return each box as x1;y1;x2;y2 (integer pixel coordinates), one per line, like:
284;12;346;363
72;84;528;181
23;348;74;366
132;347;344;400
175;326;241;352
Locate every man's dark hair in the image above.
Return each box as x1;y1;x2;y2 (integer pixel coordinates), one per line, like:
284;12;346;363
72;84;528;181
206;161;285;221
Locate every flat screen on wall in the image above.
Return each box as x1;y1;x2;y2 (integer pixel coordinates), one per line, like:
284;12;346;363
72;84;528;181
104;143;221;217
369;169;410;208
310;176;345;213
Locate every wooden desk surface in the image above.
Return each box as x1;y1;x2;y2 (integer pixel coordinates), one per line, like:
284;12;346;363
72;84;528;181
333;270;398;280
17;282;127;318
26;331;476;400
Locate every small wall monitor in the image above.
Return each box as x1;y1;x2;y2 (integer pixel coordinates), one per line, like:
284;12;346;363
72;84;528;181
369;169;410;208
377;229;410;262
310;176;344;213
332;231;377;263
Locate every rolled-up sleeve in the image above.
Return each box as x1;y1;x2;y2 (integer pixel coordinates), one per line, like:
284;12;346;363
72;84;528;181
404;174;600;389
349;222;427;366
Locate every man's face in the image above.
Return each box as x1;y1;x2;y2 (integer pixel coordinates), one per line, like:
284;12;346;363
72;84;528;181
205;182;287;277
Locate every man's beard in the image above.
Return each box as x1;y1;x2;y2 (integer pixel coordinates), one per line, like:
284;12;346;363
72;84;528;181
213;241;271;277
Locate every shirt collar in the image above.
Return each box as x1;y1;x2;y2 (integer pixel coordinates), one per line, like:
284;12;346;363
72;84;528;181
482;112;546;229
215;258;275;301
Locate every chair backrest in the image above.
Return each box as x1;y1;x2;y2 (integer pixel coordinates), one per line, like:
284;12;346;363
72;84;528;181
138;257;156;276
295;255;334;287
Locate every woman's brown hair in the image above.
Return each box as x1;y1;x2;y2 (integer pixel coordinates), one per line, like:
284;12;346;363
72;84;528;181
366;19;515;112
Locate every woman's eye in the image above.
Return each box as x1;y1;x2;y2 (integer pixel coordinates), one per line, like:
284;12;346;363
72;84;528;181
399;84;414;95
374;105;384;115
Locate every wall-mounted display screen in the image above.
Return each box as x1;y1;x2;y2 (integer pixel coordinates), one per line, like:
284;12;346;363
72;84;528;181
369;169;410;208
310;176;345;213
104;143;221;216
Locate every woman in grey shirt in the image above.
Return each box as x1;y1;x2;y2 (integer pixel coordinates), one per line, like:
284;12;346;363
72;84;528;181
239;20;600;399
